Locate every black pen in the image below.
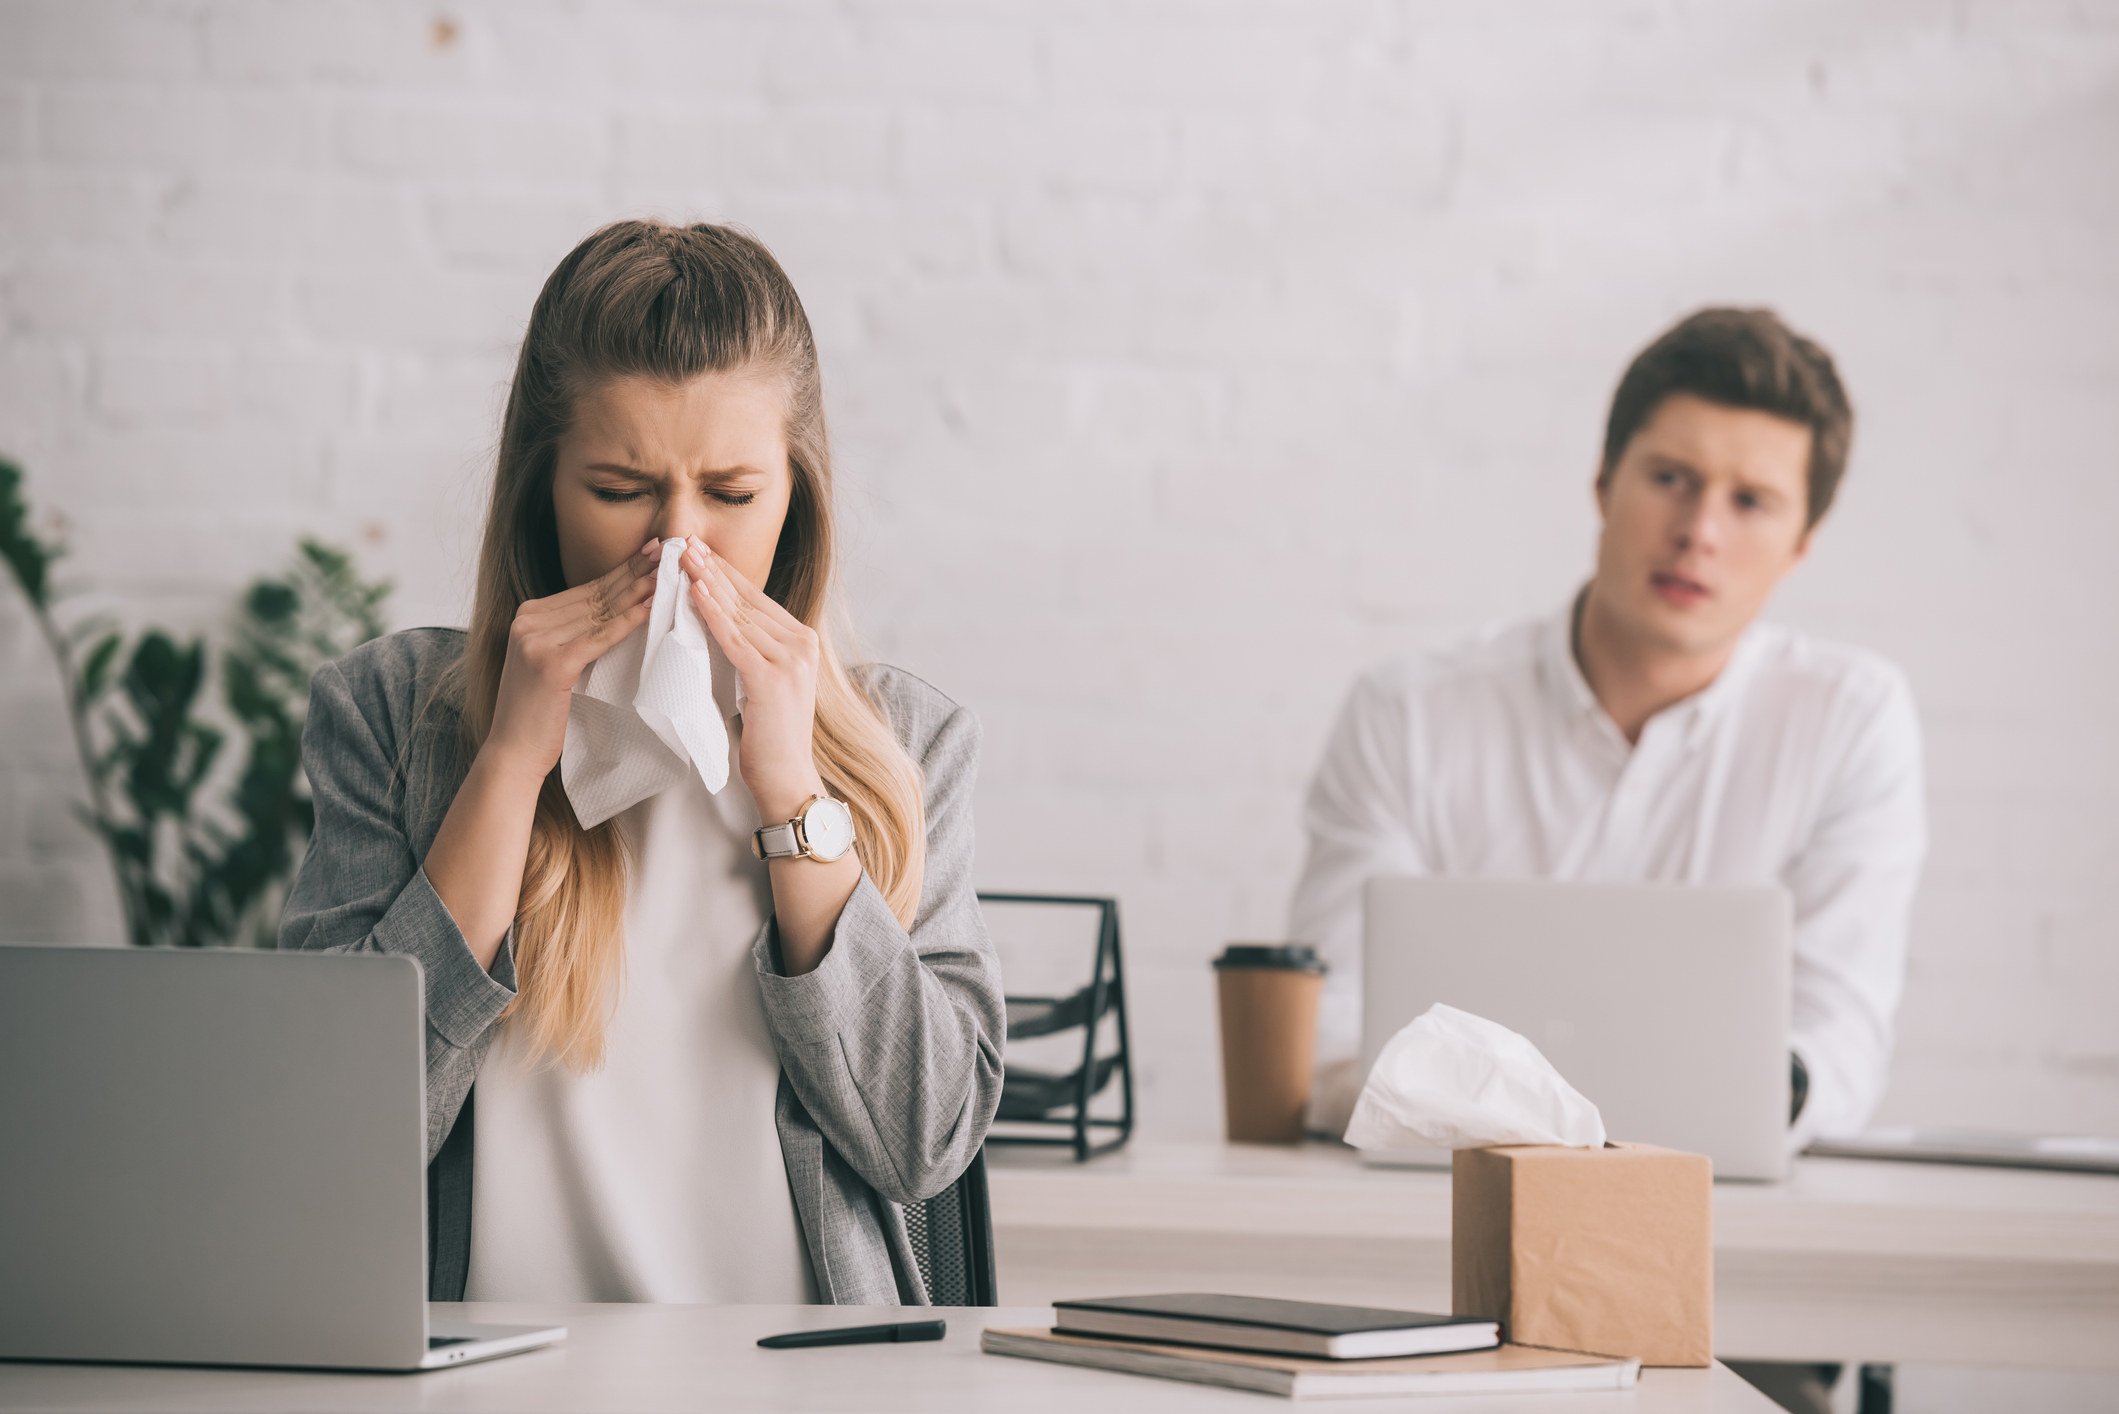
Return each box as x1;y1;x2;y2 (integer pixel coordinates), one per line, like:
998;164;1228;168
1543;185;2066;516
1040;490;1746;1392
757;1319;947;1349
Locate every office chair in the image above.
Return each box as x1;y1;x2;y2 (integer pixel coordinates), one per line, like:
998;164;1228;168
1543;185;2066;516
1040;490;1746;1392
427;1089;475;1301
903;1147;997;1306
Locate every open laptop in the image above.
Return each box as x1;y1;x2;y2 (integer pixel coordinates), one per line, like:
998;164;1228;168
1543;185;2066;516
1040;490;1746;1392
0;944;563;1371
1359;877;1793;1181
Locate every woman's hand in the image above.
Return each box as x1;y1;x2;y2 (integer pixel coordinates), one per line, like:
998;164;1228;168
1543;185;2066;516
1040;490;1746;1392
682;540;825;821
685;539;858;978
484;541;660;784
427;543;658;972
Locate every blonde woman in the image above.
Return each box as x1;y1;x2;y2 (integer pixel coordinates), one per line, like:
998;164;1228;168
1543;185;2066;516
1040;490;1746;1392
280;221;1002;1306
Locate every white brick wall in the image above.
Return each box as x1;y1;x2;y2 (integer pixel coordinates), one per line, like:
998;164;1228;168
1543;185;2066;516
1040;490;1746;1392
3;0;2116;1149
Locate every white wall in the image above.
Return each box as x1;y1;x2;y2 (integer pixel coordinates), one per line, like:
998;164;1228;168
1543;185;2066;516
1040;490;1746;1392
2;0;2115;1143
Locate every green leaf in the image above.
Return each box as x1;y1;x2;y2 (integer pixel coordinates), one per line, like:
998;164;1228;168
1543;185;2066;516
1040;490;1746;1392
244;580;300;626
122;632;207;727
223;652;284;728
0;458;58;610
76;631;123;709
102;824;153;867
179;723;224;795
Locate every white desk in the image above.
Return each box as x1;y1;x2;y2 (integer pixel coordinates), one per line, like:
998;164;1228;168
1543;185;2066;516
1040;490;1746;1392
989;1140;2119;1370
0;1305;1772;1413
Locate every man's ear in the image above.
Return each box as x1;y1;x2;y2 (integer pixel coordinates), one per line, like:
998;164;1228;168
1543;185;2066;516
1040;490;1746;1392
1788;519;1816;569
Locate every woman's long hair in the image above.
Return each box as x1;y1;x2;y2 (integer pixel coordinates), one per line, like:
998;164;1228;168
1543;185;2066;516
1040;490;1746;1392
456;220;926;1071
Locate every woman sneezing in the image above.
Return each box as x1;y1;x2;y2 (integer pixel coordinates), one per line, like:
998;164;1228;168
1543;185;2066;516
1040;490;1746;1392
279;220;1003;1306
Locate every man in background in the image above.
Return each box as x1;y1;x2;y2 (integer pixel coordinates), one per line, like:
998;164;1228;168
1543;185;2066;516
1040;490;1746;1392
1289;308;1926;1414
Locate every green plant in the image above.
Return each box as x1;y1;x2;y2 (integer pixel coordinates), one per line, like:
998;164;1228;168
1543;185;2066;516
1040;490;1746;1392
1;456;392;947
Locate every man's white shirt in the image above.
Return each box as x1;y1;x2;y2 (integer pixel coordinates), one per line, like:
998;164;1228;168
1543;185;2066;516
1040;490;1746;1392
1290;601;1926;1150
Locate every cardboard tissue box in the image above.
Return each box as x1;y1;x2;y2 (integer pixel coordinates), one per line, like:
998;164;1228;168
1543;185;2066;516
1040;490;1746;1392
1452;1142;1713;1367
1347;1005;1715;1367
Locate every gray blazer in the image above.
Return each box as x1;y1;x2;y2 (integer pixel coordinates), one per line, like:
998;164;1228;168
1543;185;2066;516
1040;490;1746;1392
277;628;1004;1305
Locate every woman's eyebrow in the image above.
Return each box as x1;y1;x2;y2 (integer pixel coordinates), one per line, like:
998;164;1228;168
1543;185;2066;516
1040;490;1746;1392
583;461;656;480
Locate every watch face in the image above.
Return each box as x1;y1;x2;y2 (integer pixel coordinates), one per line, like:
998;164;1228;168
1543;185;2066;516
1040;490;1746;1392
801;796;857;862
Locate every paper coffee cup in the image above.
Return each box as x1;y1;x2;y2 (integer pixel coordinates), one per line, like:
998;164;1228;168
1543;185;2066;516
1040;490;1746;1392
1213;943;1326;1144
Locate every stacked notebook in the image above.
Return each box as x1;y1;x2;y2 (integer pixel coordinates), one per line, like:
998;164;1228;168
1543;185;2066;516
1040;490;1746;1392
981;1294;1640;1399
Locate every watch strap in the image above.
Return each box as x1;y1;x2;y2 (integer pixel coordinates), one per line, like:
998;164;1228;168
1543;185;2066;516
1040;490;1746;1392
752;820;804;860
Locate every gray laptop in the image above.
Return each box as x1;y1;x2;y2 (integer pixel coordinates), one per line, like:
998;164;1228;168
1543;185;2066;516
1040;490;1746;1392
1360;877;1793;1181
0;944;563;1371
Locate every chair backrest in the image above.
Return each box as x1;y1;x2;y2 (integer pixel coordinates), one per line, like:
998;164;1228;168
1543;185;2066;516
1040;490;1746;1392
903;1148;996;1306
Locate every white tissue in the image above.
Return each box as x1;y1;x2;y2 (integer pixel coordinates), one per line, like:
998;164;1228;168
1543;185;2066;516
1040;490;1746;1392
1343;1003;1607;1151
560;538;745;829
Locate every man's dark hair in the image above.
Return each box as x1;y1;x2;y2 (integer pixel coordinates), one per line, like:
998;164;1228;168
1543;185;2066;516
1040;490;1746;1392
1600;307;1853;530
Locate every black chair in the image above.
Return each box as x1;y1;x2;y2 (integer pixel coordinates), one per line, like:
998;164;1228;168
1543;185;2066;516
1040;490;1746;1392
903;1148;997;1306
426;1088;475;1301
979;893;1135;1161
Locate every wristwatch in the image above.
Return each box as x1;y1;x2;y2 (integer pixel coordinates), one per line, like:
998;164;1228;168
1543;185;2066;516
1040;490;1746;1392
752;793;857;863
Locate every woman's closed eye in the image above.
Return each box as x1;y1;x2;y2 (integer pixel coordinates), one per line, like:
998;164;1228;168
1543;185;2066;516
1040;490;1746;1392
587;486;755;508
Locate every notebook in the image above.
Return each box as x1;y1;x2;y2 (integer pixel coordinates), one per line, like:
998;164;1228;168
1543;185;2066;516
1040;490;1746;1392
1052;1294;1498;1359
982;1328;1640;1399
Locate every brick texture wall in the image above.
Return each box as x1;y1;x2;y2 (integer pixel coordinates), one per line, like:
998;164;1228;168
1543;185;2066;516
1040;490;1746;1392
3;0;2115;1142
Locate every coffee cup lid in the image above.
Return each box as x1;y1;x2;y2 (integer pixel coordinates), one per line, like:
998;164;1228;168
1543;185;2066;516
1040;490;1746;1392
1212;943;1326;973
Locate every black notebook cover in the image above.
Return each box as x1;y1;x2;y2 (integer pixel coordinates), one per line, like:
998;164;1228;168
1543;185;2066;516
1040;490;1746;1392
1053;1294;1486;1337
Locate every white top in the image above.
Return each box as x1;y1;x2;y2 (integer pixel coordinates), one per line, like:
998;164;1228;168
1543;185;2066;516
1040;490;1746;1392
1290;603;1926;1148
464;752;815;1303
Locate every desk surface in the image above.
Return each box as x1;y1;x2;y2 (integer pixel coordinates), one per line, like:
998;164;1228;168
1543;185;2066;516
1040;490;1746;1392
0;1306;1773;1413
988;1138;2119;1258
987;1140;2119;1369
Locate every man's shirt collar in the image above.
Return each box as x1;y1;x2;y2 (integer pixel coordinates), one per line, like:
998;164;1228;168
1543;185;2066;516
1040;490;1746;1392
1539;589;1766;751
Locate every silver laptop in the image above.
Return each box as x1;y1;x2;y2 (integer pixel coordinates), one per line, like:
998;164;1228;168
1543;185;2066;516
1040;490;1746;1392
0;944;563;1370
1360;877;1792;1181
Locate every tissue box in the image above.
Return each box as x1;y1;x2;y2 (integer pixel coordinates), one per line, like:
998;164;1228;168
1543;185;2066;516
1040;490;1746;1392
1452;1142;1713;1367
